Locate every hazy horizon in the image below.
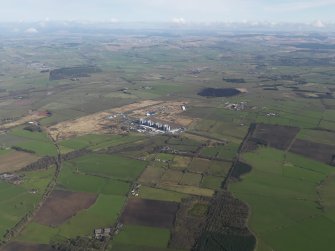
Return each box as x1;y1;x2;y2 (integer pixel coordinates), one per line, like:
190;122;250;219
0;0;335;25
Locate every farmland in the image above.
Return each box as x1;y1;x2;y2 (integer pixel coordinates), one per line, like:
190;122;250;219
0;168;54;240
67;154;147;181
0;150;39;173
231;148;335;251
0;26;334;251
120;198;179;228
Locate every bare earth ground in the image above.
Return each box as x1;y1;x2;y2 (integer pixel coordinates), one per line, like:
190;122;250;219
48;100;162;140
244;123;300;151
0;151;40;173
0;112;48;131
290;139;335;165
48;100;193;140
120;198;179;228
129;100;191;127
253;124;300;150
35;190;97;226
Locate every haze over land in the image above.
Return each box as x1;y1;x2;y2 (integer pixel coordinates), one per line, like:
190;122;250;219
0;0;335;35
0;0;335;24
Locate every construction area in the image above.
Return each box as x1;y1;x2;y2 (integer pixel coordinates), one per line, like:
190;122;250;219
48;100;191;140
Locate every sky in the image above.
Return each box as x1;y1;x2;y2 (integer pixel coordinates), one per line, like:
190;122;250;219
0;0;335;24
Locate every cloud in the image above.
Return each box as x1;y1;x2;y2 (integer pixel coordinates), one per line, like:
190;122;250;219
38;21;47;27
172;17;186;24
24;27;38;33
312;19;325;28
109;18;119;23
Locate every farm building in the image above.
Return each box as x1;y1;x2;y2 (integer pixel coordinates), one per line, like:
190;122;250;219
94;228;113;239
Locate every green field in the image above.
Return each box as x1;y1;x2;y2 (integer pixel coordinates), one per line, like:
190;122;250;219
18;194;126;242
0;149;10;155
20;168;55;193
208;161;231;177
0;168;54;240
58;165;131;196
188;203;209;217
0;182;37;238
112;225;170;249
58;194;125;237
161;169;184;183
201;176;223;190
262;215;335;251
297;129;335;146
156;153;175;161
59;134;144;151
231;147;335;251
69;153;147;181
201;143;239;160
138;165;165;184
171;156;191;169
138;186;186;202
180;173;202;186
8;127;58;156
188;158;210;173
